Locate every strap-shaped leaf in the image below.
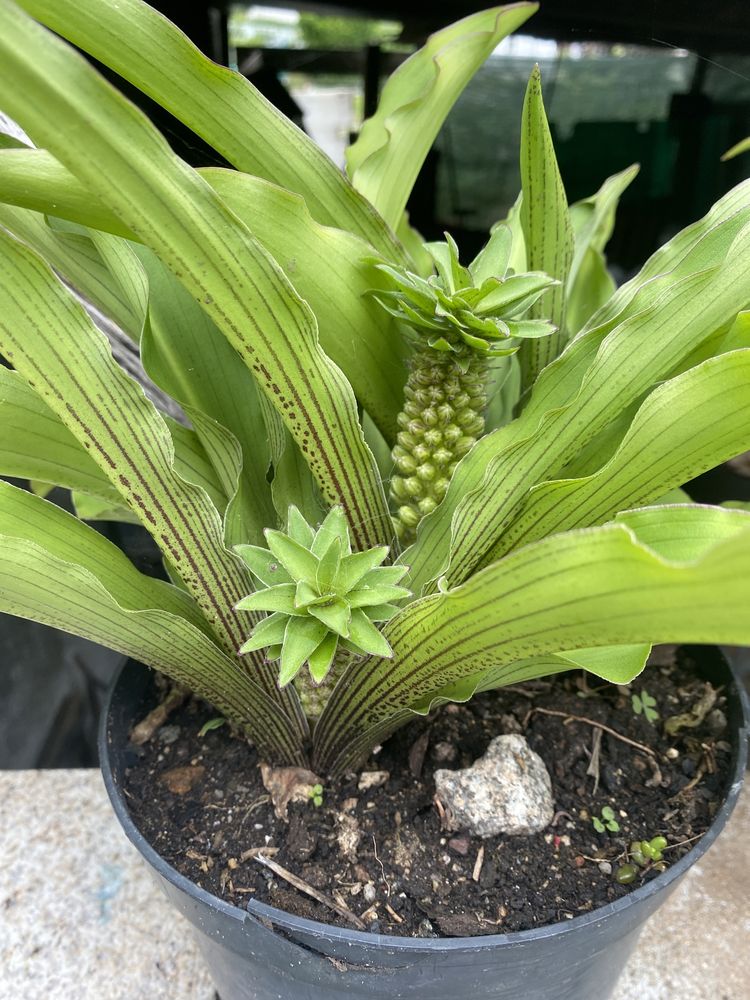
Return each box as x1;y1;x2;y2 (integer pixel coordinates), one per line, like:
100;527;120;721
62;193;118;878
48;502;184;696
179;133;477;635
0;226;302;730
0;0;392;547
0;480;205;627
0;366;229;522
133;246;276;546
0;7;392;551
0;368;120;503
518;65;574;390
722;136;750;162
0;152;409;444
314;506;750;772
490;348;750;558
346;3;537;229
0;146;132;237
580;178;750;338
16;0;401;260
203;169;407;443
567;165;639;297
0;203;145;338
71;491;139;525
0;534;303;762
565;166;638;334
403;195;750;593
315;640;652;770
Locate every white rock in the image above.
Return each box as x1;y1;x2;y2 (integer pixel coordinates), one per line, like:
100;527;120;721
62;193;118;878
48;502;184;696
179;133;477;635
435;734;554;838
357;770;389;791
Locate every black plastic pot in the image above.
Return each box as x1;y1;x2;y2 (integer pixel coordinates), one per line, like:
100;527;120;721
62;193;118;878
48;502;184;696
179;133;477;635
100;650;749;1000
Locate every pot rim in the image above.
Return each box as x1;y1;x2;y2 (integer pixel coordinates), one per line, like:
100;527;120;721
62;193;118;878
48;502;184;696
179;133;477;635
100;650;749;953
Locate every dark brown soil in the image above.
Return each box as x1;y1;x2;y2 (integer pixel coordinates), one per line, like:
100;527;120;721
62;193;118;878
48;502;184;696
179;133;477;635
124;645;735;938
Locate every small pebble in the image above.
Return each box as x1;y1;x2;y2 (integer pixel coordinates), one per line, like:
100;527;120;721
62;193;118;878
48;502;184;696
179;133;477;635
158;724;181;745
363;883;377;904
598;861;613;875
448;836;470;856
432;741;458;763
665;748;679;760
417;918;436;937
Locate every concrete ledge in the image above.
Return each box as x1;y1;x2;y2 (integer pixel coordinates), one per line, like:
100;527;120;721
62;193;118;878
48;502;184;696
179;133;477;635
0;769;747;999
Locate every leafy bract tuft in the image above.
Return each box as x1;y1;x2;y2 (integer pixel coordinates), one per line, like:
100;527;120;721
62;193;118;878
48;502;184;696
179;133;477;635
235;507;410;686
369;228;557;361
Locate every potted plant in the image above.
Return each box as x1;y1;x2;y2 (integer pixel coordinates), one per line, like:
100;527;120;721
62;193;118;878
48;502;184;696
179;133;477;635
0;2;749;998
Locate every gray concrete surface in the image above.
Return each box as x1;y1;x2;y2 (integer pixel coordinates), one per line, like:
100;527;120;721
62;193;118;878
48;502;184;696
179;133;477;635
0;769;748;999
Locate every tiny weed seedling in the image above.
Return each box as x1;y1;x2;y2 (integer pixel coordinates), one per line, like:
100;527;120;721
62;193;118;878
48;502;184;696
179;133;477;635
592;806;620;834
616;836;668;883
631;689;659;723
309;783;324;807
198;717;226;738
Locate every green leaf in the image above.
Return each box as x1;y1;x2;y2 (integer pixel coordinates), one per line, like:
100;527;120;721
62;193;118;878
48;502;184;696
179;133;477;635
238;612;288;655
0;479;204;627
198;717;226;738
348;584;411;607
233;545;293;587
0;147;132;237
0;225;303;726
721;136;750;162
346;3;537;229
0;368;121;504
286;506;316;547
133;245;276;546
316;537;343;594
347;608;393;658
489;349;750;559
518;65;574;391
308;633;339;684
0;484;301;762
567;165;639;302
315;506;750;772
0;203;146;339
16;0;401;259
312;507;351;557
265;530;320;583
280;617;328;686
333;547;390;592
0;157;409;438
71;491;140;525
0;3;392;553
308;598;351;637
613;504;750;561
204;169;407;444
565;246;616;336
235;583;299;616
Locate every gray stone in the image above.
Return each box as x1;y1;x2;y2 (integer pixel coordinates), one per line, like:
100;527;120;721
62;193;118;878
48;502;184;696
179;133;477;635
434;734;554;837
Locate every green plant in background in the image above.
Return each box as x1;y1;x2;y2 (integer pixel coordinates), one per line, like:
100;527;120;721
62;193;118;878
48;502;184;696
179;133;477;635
1;1;750;775
592;806;620;834
631;688;659;723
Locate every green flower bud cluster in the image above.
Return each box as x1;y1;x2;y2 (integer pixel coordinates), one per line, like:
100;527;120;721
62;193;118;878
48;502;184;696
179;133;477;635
391;350;487;541
370;227;557;543
234;506;409;688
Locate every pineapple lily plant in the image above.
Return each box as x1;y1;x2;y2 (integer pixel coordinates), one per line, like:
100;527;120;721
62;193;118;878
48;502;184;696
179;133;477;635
1;0;750;784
